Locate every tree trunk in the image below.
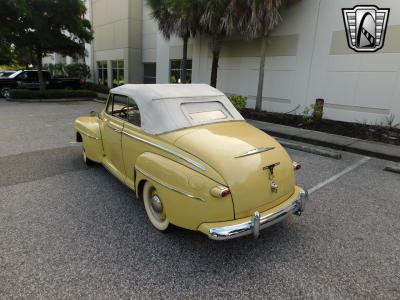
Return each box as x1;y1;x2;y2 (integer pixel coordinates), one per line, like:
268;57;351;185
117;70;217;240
256;36;268;112
36;51;45;91
210;36;222;88
181;34;189;83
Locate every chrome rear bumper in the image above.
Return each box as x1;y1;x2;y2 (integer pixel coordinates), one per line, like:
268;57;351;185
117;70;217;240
208;189;309;240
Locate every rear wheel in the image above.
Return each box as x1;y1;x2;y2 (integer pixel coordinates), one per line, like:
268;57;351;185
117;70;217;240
1;88;10;98
143;181;170;231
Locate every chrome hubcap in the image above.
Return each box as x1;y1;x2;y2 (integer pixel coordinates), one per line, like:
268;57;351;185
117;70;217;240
151;195;163;213
2;89;9;98
149;190;166;221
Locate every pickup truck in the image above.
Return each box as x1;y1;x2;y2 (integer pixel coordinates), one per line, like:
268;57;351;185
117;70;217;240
0;70;83;98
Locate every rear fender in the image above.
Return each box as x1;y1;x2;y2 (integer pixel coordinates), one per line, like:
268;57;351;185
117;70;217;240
75;116;103;162
135;152;234;230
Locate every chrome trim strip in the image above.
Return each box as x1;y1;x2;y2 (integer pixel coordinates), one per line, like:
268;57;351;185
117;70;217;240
84;134;100;140
235;147;275;158
207;189;309;240
107;123;122;133
136;167;205;202
123;131;206;171
75;129;100;140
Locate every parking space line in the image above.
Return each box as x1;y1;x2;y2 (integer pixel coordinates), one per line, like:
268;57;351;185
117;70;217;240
308;156;371;195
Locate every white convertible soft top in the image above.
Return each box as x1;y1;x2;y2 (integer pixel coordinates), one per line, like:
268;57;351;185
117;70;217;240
110;84;244;134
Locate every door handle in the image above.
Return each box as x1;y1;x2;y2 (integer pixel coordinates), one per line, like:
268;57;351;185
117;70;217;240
107;123;122;133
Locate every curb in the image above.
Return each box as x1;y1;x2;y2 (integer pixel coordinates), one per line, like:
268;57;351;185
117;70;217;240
92;99;107;104
384;164;400;174
96;92;109;100
248;119;400;162
278;140;342;159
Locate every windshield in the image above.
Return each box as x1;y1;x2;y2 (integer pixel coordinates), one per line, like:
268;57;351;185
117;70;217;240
0;71;15;77
9;70;22;78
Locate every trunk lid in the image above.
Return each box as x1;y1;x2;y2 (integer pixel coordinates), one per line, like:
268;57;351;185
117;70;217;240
173;121;296;219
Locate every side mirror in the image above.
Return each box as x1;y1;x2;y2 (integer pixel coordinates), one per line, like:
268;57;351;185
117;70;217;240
89;111;98;117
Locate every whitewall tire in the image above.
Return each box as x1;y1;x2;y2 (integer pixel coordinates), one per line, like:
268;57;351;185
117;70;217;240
143;181;170;231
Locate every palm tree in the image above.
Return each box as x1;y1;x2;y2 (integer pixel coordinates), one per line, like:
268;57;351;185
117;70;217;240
200;0;231;88
147;0;201;84
146;0;175;40
170;0;202;83
228;0;286;111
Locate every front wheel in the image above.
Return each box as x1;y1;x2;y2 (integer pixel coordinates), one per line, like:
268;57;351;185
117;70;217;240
1;88;10;98
83;148;95;166
143;181;170;231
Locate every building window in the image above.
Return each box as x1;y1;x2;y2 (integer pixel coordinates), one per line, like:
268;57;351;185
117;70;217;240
170;59;192;83
97;61;108;86
143;63;156;84
112;60;125;87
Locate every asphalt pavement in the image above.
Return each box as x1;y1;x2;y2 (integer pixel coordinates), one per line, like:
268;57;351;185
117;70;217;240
0;100;399;299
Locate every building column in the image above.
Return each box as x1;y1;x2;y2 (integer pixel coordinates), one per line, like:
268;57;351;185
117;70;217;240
107;60;112;89
156;32;170;83
191;36;202;83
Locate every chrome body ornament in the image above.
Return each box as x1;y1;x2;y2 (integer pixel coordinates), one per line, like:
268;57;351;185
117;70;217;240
235;147;275;158
271;181;279;193
263;162;280;176
123;131;206;171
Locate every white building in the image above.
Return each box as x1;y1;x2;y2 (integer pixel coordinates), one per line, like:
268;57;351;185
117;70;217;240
88;0;400;125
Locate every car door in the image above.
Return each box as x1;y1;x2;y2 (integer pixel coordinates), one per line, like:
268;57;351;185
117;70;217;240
101;94;128;179
121;97;145;190
27;71;40;89
14;71;30;88
17;71;39;89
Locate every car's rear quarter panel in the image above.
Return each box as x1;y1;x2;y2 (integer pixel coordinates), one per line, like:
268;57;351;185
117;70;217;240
122;122;226;189
135;152;234;230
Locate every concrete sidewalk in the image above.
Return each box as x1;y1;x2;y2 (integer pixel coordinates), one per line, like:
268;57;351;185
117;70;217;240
248;119;400;162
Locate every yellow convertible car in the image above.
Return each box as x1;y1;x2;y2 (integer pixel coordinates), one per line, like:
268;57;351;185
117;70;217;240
75;84;308;240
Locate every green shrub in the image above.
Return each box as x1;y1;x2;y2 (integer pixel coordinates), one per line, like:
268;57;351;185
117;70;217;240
382;113;400;128
301;104;324;125
82;82;110;94
46;63;91;79
46;63;67;78
228;95;247;113
64;64;91;79
9;89;97;99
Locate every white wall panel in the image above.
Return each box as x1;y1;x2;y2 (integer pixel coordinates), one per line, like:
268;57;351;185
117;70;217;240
147;0;400;123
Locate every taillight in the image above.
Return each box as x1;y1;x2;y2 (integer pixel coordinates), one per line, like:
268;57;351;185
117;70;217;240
293;161;301;171
210;186;231;198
